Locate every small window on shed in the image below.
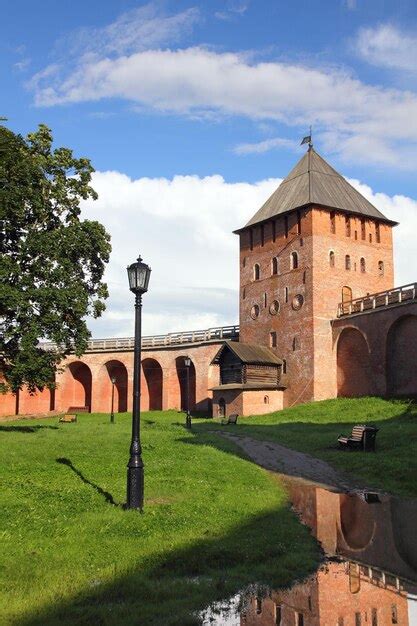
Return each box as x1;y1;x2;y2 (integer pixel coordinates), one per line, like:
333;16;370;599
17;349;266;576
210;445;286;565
330;211;336;234
345;255;351;271
253;264;260;280
378;260;384;276
360;257;366;273
329;251;335;268
272;256;279;275
270;332;277;348
264;395;269;404
291;251;299;270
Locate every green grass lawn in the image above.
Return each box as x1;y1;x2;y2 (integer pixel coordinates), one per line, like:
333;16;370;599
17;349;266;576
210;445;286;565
195;397;417;498
0;411;320;626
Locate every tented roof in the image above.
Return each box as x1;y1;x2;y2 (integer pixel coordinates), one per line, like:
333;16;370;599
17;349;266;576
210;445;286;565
236;147;397;231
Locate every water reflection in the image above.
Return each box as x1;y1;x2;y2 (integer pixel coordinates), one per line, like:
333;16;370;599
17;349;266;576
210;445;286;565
201;481;417;625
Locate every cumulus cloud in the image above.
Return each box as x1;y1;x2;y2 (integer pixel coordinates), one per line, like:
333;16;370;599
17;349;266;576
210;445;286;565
355;24;417;72
81;169;417;339
30;44;417;168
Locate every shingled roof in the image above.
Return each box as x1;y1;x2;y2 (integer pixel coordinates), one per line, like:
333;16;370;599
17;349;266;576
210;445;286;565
211;340;282;366
236;147;397;231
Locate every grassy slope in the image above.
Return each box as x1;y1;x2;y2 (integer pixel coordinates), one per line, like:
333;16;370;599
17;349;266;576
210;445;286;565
196;397;417;498
0;411;319;626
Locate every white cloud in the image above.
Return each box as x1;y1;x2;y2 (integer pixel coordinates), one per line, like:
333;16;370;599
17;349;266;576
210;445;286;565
30;45;417;168
355;24;417;72
233;136;297;155
81;169;417;339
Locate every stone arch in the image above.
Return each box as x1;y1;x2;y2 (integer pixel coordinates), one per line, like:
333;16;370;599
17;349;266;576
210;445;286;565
104;360;128;412
175;357;196;411
67;362;92;411
386;315;417;397
337;327;372;397
339;494;376;551
142;358;163;410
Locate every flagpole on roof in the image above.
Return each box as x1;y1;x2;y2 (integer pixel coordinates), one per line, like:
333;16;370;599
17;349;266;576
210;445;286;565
300;126;313;149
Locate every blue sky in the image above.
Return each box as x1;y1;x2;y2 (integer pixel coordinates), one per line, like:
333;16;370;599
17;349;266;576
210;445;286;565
2;0;417;336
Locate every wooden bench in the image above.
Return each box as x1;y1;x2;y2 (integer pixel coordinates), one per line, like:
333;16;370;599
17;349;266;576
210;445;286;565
59;414;77;423
338;424;378;452
221;413;238;425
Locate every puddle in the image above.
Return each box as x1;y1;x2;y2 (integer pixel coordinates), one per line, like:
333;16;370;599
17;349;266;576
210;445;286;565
201;480;417;625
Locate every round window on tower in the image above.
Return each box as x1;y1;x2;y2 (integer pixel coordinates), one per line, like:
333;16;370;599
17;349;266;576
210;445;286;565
269;300;280;315
292;294;304;311
250;304;260;320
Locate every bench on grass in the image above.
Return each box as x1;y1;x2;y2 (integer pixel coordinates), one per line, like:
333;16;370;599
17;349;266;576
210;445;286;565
221;413;238;425
59;414;77;423
338;424;378;452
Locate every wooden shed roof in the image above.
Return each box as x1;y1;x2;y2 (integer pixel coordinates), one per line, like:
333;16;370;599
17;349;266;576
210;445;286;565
211;341;282;366
235;147;397;232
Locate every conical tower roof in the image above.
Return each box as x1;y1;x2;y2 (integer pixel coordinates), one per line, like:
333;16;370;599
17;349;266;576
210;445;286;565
236;148;397;231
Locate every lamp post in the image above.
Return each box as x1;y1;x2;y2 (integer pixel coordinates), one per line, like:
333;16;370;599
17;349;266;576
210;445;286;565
126;255;151;510
184;356;191;429
110;376;116;423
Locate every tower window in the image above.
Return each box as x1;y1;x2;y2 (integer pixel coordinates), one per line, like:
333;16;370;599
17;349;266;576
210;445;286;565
378;260;384;276
249;229;253;251
263;292;267;308
345;255;351;271
297;210;302;235
376;223;381;243
253;264;260;280
284;215;289;238
329;251;335;268
361;219;366;240
282;359;287;374
291;251;299;270
242;256;246;268
360;257;366;273
330;211;336;234
250;304;260;319
272;256;279;275
345;216;351;237
292;336;300;351
285;287;289;303
242;287;246;299
270;332;277;348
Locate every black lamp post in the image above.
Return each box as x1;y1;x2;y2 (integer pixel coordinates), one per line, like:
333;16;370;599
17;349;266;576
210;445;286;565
184;356;191;429
126;255;151;510
110;376;116;424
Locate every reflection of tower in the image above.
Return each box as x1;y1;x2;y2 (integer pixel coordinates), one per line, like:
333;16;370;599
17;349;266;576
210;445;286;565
235;147;396;406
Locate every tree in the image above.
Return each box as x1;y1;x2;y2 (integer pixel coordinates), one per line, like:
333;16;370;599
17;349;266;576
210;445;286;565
0;124;111;393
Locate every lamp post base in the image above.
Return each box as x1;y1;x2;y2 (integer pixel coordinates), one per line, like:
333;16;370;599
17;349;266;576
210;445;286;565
126;463;144;510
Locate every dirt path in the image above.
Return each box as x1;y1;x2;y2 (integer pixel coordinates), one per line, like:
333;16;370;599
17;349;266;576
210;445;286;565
218;431;370;493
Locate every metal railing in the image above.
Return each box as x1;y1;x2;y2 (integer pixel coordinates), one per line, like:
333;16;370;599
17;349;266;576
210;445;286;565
38;324;239;353
337;283;417;318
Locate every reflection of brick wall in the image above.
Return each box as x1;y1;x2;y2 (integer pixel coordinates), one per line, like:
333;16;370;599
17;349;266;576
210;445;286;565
242;561;408;625
238;207;395;407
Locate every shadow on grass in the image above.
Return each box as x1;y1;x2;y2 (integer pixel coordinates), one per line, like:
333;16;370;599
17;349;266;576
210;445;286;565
0;424;59;433
56;458;120;507
17;501;320;626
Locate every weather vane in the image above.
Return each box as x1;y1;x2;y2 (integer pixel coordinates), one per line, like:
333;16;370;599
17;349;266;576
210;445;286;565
300;126;313;149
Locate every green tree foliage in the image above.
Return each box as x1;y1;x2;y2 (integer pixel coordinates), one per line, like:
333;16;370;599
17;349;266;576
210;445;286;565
0;124;111;393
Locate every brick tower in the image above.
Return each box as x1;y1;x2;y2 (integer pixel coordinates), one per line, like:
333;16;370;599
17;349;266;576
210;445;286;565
235;146;397;407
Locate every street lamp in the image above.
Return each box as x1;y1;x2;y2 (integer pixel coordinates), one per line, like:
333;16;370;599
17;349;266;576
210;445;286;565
184;356;191;429
126;255;151;510
110;376;116;424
